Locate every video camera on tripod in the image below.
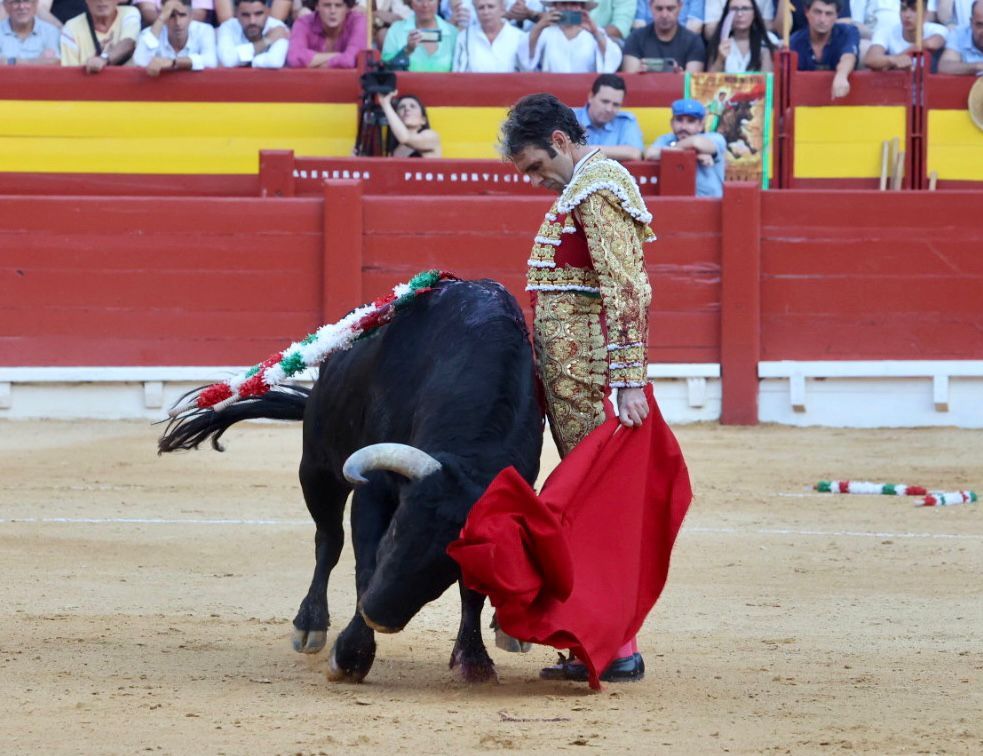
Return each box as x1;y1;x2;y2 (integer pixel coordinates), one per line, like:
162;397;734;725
354;65;398;157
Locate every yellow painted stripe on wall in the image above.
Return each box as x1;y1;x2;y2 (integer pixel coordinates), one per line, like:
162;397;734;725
926;110;983;181
0;99;681;171
0;137;354;174
0;100;357;174
430;106;675;159
794;106;906;178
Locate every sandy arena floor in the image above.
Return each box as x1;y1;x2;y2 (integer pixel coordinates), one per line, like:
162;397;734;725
1;418;981;754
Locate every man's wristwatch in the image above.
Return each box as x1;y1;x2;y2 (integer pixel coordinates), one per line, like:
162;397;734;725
100;50;110;60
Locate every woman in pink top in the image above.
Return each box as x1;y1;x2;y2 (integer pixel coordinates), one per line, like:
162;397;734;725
287;0;367;68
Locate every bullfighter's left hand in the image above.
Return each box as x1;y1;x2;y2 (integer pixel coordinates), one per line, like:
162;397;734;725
617;387;649;428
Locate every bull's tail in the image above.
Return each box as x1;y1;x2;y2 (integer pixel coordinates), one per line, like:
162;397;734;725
157;385;310;454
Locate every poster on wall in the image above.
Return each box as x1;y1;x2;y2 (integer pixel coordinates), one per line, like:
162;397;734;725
684;73;774;189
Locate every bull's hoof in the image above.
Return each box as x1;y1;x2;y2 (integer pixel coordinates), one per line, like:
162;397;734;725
495;627;532;654
449;648;498;684
291;627;327;654
325;632;376;683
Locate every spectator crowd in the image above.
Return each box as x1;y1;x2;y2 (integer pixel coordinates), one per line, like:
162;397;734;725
0;0;979;77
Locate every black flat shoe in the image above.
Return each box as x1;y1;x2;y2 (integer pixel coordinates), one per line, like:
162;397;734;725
539;652;645;683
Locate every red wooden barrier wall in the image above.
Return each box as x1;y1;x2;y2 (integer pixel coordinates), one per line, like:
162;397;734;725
0;197;324;365
3;185;982;421
760;190;983;360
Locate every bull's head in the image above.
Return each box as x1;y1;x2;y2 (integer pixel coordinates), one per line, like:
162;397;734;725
343;443;481;633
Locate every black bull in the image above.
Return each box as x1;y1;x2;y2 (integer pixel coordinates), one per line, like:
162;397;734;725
158;279;543;683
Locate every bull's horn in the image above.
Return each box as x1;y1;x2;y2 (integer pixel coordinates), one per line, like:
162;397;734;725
343;443;442;486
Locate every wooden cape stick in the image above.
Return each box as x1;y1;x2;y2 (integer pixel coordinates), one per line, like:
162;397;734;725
879;140;890;190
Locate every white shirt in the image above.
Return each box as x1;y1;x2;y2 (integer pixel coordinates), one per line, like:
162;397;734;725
216;16;288;68
848;0;899;29
518;25;621;73
870;19;948;53
453;21;524;71
133;20;218;70
441;0;544;29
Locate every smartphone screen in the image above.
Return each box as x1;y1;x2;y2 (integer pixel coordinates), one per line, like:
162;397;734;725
555;10;582;25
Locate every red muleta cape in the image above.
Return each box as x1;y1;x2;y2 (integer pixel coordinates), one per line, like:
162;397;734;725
446;384;692;689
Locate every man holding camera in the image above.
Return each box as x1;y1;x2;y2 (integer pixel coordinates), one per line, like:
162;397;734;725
519;0;623;72
621;0;705;72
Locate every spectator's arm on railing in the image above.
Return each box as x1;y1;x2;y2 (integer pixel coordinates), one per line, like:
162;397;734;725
938;47;983;74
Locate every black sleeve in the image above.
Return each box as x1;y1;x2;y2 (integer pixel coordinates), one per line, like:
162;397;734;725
685;31;706;64
623;28;645;59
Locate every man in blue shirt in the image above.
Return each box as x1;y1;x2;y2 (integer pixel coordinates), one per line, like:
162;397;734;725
789;0;858;100
0;0;61;65
644;97;727;198
573;73;646;162
939;0;983;74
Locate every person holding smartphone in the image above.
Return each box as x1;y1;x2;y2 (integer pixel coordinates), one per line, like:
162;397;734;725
519;0;622;71
382;0;458;71
705;0;774;72
622;0;705;72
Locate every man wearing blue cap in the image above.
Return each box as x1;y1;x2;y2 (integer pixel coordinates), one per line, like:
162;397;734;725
644;97;727;198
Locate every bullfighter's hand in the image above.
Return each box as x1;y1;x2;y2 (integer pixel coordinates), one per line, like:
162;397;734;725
617;387;649;428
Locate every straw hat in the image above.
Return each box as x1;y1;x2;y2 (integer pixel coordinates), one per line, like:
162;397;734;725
970;77;983;132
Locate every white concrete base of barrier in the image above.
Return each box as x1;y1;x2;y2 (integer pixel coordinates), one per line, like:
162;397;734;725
2;362;982;427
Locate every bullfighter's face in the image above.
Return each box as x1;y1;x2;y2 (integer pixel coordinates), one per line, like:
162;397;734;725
510;132;578;195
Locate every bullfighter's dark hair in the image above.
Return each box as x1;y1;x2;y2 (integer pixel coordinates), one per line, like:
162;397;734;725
499;93;587;159
705;0;775;73
591;74;627;96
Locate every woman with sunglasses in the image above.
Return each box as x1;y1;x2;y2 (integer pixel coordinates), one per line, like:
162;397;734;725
705;0;774;71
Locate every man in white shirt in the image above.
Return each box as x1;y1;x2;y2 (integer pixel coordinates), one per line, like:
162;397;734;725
453;0;524;69
520;0;622;71
60;0;140;71
217;0;289;67
863;0;946;69
133;0;218;74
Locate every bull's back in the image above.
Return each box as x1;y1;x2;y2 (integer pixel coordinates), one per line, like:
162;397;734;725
304;279;541;482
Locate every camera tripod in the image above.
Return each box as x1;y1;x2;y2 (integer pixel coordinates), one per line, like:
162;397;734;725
354;96;390;157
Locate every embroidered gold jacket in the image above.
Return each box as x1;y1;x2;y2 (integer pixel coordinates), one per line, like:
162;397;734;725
527;151;655;388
